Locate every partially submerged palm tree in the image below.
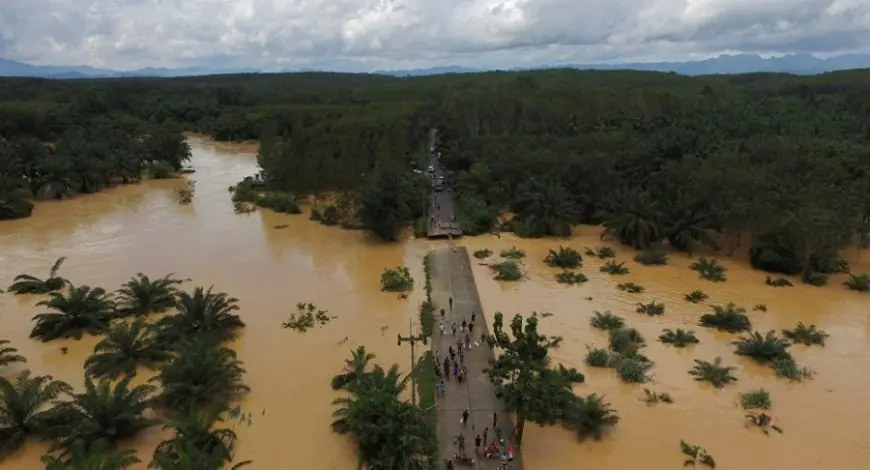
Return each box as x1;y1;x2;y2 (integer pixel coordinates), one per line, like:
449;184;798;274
30;285;116;342
636;301;665;316
150;405;244;469
0;371;72;459
733;330;792;364
843;273;870;292
331;346;376;391
680;440;716;468
689;357;738;388
150;442;251;470
566;394;620;440
47;376;157;455
42;442;141;470
782;322;829;346
115;273;183;317
659;329;699;347
152;338;249;412
684;290;709;303
0;339;25;368
544;246;582;268
616;282;644;293
699;302;751;333
600;260;629;275
739;388;772;410
689;257;727;282
84;319;172;380
589;311;624;331
157;286;245;344
7;257;68;295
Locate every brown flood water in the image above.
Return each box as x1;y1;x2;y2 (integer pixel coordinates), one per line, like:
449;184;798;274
0;136;432;469
463;232;870;470
2;136;869;470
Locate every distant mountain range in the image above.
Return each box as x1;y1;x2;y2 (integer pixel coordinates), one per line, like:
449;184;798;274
2;53;870;79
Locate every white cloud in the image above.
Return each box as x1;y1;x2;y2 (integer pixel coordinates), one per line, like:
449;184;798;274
0;0;868;70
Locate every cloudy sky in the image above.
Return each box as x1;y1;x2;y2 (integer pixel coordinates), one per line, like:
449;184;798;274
1;0;869;71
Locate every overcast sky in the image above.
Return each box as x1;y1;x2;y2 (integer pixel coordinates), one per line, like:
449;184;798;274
1;0;869;71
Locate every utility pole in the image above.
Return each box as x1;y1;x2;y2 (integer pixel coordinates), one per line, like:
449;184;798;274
397;317;427;407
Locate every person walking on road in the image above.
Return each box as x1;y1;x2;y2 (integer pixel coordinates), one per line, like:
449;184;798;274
483;427;489;447
461;409;470;426
475;434;482;453
449;297;453;310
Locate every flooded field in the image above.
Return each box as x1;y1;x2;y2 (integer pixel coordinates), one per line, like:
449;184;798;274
464;232;870;470
1;136;868;469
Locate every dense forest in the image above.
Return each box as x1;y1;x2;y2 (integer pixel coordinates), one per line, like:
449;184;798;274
2;69;870;280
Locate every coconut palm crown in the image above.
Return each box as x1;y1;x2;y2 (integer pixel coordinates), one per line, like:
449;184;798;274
157;287;245;344
7;257;68;295
84;319;172;380
30;285;115;342
115;273;184;317
0;371;72;459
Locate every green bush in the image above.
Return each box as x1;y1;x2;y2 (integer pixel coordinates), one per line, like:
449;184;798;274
634;250;668;266
381;267;414;292
555;271;588;285
493;261;522;281
148;161;176;179
257;192;301;214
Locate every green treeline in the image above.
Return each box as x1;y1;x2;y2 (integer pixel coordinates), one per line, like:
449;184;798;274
2;70;870;277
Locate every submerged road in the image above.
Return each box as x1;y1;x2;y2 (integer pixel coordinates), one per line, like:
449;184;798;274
427;131;460;238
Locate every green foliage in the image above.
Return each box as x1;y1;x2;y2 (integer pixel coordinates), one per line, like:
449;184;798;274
329;347;433;469
636;301;665;316
589;311;625;330
493;260;523;281
782;322;829;346
7;257;68;295
608;327;646;355
565;394;620;441
148;161;177;179
616;357;652;383
544;246;582;268
499;247;525;259
600;260;629;275
472;249;493;259
689;357;737;388
176;180;196;204
151;405;245;470
281;302;333;332
486;313;592;444
380;267;414;292
699;303;751;333
740;389;772;410
659;329;699;347
633;250;668;265
152;338;249;412
585;347;611;367
765;276;793;287
42;442;141;470
680;440;716;468
0;371;72;459
49;376;157;455
30;285;116;342
732;331;792;364
843;273;870;292
157;286;246;344
585;246;616;259
616;282;644;293
115;272;183;317
801;270;829;286
357;168;426;241
555;271;588;285
772;358;814;382
0;340;25;368
255;192;301;214
689;257;727;282
641;389;673;405
684;290;709;303
84;319;171;380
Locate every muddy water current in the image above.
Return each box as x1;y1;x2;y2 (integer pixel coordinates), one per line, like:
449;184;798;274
1;136;868;469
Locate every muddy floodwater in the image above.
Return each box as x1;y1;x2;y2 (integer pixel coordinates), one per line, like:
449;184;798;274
1;136;869;470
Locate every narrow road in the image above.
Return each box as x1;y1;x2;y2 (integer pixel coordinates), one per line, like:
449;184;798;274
427;131;458;237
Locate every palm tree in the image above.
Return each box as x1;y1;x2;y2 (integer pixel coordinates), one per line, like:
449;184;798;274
84;319;172;380
566;394;620;440
660;201;716;253
49;376;157;454
330;346;376;391
733;330;792;364
7;257;68;295
511;178;577;237
150;405;243;470
42;441;140;470
597;191;660;249
30;285;115;342
331;387;432;469
157;287;245;344
115;273;184;317
689;357;738;388
0;340;25;368
150;443;251;470
0;371;72;459
152;338;249;412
